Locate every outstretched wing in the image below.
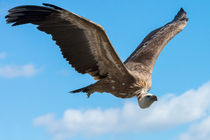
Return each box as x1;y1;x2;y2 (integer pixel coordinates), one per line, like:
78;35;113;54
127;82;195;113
125;8;188;74
6;3;134;81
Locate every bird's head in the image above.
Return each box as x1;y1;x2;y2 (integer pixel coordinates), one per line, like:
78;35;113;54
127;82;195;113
138;93;158;109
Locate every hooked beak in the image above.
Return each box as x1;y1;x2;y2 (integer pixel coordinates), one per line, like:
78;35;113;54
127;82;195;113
152;95;158;101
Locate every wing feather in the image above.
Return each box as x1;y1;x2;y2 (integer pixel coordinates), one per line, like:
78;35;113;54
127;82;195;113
125;8;188;74
6;3;134;81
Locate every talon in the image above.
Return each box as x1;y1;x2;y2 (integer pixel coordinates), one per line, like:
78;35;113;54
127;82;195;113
87;93;91;98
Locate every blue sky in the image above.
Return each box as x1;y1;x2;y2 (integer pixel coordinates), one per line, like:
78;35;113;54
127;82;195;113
1;0;210;140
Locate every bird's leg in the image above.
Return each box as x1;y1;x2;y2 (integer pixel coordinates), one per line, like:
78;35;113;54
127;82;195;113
87;92;92;98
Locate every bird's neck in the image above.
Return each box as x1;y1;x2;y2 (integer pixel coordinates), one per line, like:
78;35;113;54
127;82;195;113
135;88;148;100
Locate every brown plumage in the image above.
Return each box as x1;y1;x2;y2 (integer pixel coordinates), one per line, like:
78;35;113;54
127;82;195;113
5;3;188;108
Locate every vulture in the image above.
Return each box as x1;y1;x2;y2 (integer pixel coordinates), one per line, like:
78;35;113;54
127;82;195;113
5;3;188;109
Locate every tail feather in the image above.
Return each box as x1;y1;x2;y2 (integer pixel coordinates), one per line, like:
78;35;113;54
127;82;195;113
70;87;89;93
70;85;93;98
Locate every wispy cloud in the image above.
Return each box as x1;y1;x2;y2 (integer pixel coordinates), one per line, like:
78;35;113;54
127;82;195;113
178;117;210;140
0;52;6;59
0;64;40;78
33;82;210;140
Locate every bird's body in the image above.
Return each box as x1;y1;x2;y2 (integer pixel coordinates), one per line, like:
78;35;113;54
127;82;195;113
78;67;152;99
5;3;188;108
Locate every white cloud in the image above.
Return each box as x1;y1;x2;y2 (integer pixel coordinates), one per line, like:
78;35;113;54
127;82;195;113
0;64;40;78
33;82;210;140
0;52;6;59
178;117;210;140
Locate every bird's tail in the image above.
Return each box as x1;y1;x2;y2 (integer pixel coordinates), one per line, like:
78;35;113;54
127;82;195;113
70;86;90;93
70;85;93;97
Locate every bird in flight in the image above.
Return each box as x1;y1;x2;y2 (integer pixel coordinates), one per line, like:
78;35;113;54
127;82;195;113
5;3;188;109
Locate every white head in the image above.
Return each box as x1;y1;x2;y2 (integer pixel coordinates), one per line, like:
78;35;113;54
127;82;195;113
138;93;158;109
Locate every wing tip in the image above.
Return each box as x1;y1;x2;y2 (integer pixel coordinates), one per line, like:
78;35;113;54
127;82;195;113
5;3;61;26
173;8;188;22
179;8;185;14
